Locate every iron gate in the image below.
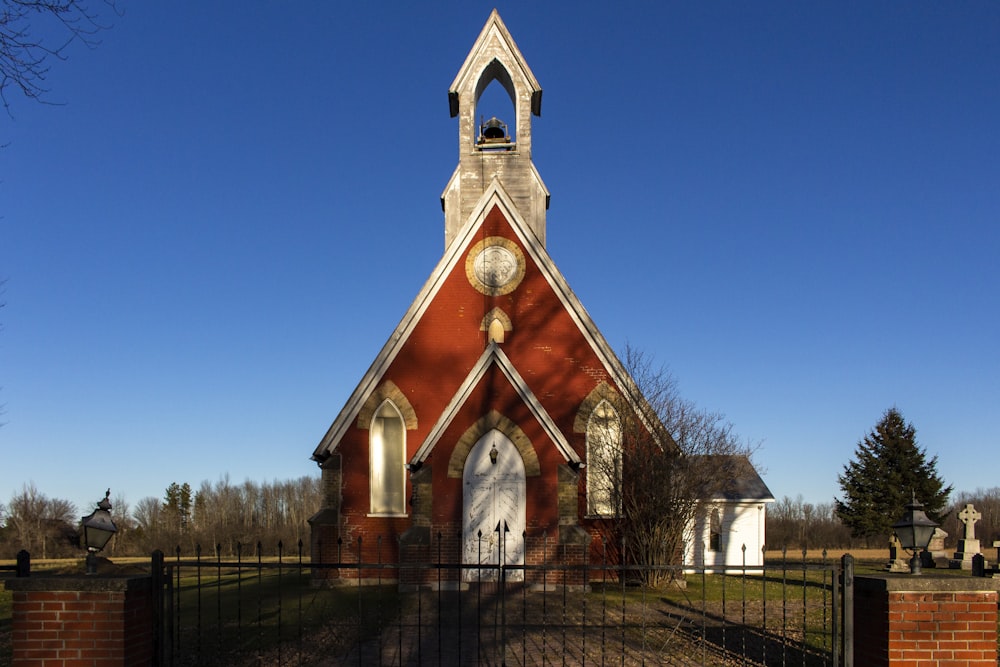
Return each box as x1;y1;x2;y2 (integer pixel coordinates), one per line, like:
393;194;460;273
153;540;853;666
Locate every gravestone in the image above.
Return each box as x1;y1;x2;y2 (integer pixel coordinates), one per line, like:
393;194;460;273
950;503;982;570
887;533;911;572
925;527;949;567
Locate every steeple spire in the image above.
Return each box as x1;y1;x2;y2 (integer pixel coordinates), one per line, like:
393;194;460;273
441;10;550;248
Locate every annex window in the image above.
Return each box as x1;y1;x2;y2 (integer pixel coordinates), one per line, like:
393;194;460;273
709;508;722;552
586;400;622;516
370;400;406;515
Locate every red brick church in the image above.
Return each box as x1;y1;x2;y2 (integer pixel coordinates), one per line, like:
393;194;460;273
309;11;771;584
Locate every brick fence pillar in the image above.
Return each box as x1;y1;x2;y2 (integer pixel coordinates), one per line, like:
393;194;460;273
4;574;155;667
854;574;999;666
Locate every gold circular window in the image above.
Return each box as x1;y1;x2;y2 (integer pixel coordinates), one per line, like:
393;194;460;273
466;237;526;296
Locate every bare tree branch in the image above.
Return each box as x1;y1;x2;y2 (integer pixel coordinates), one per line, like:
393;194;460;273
588;344;758;586
0;0;120;113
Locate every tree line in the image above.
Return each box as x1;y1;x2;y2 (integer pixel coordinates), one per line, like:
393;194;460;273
0;476;323;559
6;479;1000;561
0;406;985;560
765;495;853;550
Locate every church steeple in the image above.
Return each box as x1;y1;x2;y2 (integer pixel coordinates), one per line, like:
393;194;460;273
441;10;550;248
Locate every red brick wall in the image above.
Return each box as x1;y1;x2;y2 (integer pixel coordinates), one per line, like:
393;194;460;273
321;205;619;572
8;577;154;667
854;577;998;666
309;197;700;582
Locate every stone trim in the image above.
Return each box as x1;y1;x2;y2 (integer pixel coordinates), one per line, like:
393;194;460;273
409;465;433;528
318;453;341;512
480;306;513;334
465;236;526;296
573;381;622;433
356;380;418;430
401;465;433;547
558;463;581;526
4;575;152;593
447;410;541;478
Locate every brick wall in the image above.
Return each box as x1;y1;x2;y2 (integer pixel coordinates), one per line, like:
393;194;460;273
5;575;154;667
854;575;999;666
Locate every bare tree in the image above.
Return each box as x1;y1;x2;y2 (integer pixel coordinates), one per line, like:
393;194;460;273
1;279;6;425
0;0;119;112
589;345;756;586
3;482;77;558
132;495;162;552
127;476;324;556
942;487;1000;549
767;495;852;550
108;491;131;555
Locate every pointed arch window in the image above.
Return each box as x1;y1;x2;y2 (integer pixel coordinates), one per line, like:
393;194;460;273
586;400;622;517
709;508;722;552
487;318;505;343
370;400;406;515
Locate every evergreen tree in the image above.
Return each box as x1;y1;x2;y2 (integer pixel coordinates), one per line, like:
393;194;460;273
835;407;951;543
163;482;193;535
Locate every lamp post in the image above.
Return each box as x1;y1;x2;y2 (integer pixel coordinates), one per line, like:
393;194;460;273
891;494;938;575
80;489;117;575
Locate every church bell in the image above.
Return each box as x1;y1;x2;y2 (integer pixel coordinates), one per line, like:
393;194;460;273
478;116;510;145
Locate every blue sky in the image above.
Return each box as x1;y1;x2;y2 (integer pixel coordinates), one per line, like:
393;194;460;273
1;2;997;517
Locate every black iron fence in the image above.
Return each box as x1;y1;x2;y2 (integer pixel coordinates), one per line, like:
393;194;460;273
153;538;852;667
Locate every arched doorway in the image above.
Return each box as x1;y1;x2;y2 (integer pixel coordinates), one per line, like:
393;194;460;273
462;429;526;582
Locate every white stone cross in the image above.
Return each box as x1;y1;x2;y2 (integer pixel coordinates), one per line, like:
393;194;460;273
959;503;981;541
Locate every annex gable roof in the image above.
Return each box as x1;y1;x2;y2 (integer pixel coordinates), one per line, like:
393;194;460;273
700;456;776;503
312;178;648;461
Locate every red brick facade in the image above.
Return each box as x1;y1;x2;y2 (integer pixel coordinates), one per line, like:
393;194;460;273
309;199;622;579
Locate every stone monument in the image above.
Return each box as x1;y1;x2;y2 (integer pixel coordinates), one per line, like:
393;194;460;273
926;526;949;567
887;533;910;572
950;503;982;570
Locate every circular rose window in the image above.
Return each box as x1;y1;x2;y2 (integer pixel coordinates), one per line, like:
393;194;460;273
466;237;525;296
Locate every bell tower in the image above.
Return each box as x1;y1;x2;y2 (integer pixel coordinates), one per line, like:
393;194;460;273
441;10;550;248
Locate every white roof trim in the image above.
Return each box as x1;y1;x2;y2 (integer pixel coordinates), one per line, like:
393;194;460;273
313;181;515;459
411;342;579;464
313;178;653;459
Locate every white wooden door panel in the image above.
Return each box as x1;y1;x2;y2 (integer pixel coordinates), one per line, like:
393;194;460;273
462;430;526;582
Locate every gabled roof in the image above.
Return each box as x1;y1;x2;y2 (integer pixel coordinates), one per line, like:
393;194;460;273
312;178;648;461
701;456;775;503
448;9;542;118
411;342;579;465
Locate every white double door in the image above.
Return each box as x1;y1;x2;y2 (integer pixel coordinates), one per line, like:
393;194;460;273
462;429;526;582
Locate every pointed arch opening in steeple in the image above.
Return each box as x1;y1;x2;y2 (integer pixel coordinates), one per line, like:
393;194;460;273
474;60;517;149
